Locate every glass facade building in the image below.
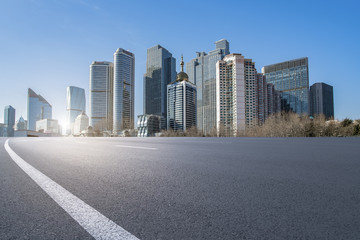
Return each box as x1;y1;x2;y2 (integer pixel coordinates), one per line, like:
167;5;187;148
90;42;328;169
27;88;52;131
137;114;161;137
144;45;176;129
310;82;334;119
186;39;229;134
262;57;309;115
113;48;135;134
4;105;15;137
66;86;86;134
89;61;113;131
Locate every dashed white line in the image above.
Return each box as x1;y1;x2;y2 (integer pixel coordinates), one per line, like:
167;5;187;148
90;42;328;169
115;145;157;150
4;139;139;240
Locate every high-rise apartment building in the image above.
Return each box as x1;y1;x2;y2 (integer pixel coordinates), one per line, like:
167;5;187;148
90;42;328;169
27;88;52;131
144;45;176;129
66;86;86;134
262;57;309;115
89;61;113;131
186;39;230;134
4;105;15;137
113;48;135;134
257;74;268;124
167;57;197;131
310;82;334;119
216;54;259;136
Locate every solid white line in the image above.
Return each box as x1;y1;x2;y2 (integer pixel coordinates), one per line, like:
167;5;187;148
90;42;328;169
115;145;157;150
4;139;139;240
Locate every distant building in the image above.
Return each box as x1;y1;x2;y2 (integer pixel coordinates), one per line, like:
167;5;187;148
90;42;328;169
89;61;114;132
113;48;135;134
262;57;309;115
73;112;89;135
15;116;27;131
0;123;7;137
27;88;52;131
66;86;86;135
310;82;334;119
36;119;60;134
186;39;230;134
167;56;197;131
4;105;15;137
144;45;176;129
137;114;161;137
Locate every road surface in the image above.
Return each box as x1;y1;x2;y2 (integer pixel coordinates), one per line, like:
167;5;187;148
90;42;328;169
1;137;360;239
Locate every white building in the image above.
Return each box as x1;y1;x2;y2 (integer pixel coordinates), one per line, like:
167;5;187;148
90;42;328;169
167;56;197;131
36;119;60;134
74;112;89;135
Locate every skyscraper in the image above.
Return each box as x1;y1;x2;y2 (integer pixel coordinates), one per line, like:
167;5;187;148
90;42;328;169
89;61;113;132
113;48;135;134
167;56;197;131
4;105;15;137
66;86;86;134
27;88;52;131
262;57;309;115
186;39;230;134
310;82;334;119
216;54;259;136
144;45;176;129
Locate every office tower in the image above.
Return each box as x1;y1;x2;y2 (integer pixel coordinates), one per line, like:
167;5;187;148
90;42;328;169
0;124;6;137
257;74;268;124
144;45;176;129
113;48;135;134
137;114;161;137
310;82;334;119
262;57;309;115
216;54;258;136
66;86;86;134
167;57;197;131
73;112;89;135
187;39;230;134
266;83;281;116
89;61;113;132
27;88;52;131
4;105;15;137
15;116;27;131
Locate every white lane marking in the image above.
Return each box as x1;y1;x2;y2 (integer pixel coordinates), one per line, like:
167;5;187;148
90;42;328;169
75;141;87;144
4;139;139;240
115;145;157;150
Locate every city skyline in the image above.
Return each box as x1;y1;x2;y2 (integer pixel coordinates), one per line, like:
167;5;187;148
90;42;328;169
1;0;359;125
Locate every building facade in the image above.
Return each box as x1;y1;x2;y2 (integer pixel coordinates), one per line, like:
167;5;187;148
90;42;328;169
113;48;135;134
4;105;15;137
310;82;334;119
66;86;86;135
137;114;161;137
216;54;259;136
144;45;176;129
27;88;52;131
89;61;113;132
74;112;89;135
186;39;230;134
262;57;309;115
36;119;60;134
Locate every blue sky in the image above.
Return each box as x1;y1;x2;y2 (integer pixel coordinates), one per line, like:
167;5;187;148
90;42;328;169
1;0;359;127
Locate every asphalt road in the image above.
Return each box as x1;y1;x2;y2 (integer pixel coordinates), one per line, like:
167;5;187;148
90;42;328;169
1;137;360;239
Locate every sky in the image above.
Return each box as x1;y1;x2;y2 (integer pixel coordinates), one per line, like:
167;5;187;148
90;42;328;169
1;0;360;128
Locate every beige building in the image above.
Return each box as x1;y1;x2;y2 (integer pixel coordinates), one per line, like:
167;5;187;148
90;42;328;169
74;112;89;135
